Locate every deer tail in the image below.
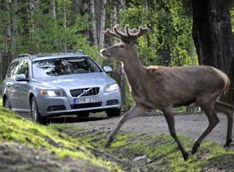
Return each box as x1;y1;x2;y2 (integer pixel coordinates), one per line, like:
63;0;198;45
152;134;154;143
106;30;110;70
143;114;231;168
224;77;231;95
214;67;231;95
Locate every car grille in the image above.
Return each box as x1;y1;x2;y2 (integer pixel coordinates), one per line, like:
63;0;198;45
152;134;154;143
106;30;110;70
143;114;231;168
70;87;100;97
71;102;102;109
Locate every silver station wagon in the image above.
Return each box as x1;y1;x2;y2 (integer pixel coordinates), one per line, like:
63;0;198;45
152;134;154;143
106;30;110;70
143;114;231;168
2;52;121;123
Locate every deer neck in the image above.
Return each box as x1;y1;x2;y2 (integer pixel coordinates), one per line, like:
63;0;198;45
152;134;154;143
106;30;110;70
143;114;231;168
122;52;147;90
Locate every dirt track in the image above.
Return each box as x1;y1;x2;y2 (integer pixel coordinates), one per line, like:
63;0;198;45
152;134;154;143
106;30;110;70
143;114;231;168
75;112;233;146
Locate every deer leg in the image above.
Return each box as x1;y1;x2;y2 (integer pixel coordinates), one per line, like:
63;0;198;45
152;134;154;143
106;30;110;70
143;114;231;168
105;105;146;148
162;107;189;161
214;101;234;147
192;105;219;154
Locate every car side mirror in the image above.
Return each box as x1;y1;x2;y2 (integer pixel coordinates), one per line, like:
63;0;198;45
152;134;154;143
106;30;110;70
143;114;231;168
103;66;112;73
16;74;29;81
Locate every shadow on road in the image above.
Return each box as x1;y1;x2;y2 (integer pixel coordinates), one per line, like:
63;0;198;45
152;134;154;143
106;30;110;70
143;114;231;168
21;113;111;124
47;116;109;124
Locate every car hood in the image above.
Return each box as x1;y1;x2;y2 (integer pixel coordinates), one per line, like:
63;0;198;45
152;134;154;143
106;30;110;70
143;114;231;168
33;72;116;89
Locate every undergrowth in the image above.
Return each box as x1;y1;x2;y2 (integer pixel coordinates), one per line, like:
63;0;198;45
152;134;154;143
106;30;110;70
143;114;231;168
0;102;122;171
54;123;234;171
1;97;234;171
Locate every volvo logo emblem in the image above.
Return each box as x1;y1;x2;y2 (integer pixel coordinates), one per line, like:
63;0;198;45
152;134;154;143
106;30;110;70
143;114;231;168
83;89;88;94
77;87;93;98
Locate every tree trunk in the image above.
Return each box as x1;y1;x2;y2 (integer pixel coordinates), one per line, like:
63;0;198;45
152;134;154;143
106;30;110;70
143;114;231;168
90;0;98;46
108;0;130;110
51;0;57;50
62;0;67;52
29;0;39;53
110;1;118;44
5;2;11;54
191;0;233;74
222;34;234;105
99;0;106;49
1;1;12;80
192;0;234;105
52;0;56;19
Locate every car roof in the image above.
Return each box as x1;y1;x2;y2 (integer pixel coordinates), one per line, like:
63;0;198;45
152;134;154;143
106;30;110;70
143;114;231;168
14;52;89;62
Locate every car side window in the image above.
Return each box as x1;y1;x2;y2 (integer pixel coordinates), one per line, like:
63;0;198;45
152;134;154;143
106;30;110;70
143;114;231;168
86;58;102;72
15;60;29;78
6;60;29;79
17;60;29;78
6;61;19;79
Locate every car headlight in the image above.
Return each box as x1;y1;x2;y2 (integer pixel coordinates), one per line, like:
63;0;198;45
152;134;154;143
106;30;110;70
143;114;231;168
106;83;119;92
40;90;64;97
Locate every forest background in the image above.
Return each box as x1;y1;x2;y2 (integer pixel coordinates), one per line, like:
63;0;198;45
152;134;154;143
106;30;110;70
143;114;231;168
1;0;234;108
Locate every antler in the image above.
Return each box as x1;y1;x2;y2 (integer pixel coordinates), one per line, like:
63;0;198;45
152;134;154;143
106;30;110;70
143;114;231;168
104;25;149;44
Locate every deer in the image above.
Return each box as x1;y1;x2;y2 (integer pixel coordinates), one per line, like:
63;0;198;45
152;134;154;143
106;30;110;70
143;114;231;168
100;25;234;161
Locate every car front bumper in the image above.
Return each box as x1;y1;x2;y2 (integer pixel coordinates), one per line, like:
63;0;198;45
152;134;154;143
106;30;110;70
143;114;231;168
36;90;121;117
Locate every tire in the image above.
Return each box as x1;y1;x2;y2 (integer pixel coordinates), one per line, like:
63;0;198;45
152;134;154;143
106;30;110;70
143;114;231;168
106;108;121;117
76;111;89;118
3;96;11;109
30;97;46;124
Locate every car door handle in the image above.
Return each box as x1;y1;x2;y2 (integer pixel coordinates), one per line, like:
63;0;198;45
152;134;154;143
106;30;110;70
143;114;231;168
6;84;11;87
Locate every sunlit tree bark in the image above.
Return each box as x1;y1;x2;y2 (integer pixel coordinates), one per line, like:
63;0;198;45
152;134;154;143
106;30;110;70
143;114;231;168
1;1;12;80
90;0;98;46
191;0;234;105
99;0;106;49
191;0;233;74
110;1;118;44
62;0;68;51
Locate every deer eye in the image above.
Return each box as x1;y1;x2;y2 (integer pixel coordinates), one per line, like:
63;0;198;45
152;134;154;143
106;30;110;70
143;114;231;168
119;44;125;48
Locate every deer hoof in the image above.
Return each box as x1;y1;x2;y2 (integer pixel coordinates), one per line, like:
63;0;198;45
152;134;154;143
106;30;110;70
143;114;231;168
105;138;113;148
191;148;197;155
182;152;189;161
105;142;110;148
224;139;233;148
191;143;200;155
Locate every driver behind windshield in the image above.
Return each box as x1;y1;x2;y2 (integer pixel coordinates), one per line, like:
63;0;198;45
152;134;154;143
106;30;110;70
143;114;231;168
53;60;69;75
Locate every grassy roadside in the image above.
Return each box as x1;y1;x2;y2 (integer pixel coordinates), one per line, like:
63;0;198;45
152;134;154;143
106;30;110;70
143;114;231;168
0;98;122;171
1;97;234;171
54;124;234;171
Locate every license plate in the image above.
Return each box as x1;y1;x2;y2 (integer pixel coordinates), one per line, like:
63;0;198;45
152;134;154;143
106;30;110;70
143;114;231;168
76;97;99;104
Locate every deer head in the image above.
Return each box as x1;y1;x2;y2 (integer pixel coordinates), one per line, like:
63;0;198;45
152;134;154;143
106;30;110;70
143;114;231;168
101;25;149;61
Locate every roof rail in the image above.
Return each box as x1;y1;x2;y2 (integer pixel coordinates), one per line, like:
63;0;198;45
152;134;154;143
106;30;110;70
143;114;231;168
61;49;84;54
17;54;31;58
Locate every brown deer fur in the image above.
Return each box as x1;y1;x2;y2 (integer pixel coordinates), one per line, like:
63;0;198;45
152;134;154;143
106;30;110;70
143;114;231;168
100;25;233;161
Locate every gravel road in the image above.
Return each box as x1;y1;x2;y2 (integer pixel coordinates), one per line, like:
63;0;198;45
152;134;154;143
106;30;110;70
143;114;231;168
22;110;233;145
76;112;233;145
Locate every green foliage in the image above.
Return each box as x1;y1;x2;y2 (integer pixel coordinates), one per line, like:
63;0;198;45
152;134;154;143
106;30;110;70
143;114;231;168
0;1;98;59
231;5;234;32
120;0;198;67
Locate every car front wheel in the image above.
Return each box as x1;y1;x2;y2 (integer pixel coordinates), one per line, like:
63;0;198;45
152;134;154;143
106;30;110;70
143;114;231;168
106;108;121;117
30;97;46;124
3;96;11;109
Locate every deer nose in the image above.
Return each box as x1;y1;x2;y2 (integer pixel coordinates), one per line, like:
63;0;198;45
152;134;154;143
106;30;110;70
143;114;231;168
100;49;108;56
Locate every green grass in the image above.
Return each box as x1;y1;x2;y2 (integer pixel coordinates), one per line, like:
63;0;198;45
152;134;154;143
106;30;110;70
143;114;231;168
0;98;122;171
1;97;234;171
55;121;234;171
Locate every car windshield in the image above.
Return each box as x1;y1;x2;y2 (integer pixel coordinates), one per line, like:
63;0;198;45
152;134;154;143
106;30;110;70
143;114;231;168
32;57;102;78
